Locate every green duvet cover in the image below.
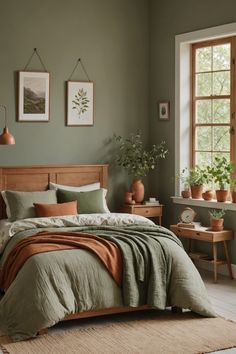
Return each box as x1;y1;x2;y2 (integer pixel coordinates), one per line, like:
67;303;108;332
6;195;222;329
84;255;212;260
0;214;215;341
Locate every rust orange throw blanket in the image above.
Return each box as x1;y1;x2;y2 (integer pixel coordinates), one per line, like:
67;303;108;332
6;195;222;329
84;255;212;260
0;231;122;291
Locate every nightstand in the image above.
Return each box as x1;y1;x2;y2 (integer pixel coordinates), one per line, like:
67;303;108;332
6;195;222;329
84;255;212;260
170;224;234;282
122;204;163;225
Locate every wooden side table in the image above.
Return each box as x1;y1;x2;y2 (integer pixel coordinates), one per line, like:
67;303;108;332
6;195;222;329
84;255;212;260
170;224;234;282
122;204;163;225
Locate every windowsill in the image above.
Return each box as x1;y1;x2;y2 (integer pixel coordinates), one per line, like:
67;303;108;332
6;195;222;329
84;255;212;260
171;196;236;211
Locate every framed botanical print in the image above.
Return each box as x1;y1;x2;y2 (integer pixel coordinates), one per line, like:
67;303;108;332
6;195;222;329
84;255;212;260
67;81;94;126
18;71;50;122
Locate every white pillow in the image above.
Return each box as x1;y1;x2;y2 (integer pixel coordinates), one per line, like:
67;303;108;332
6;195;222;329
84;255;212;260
49;182;100;192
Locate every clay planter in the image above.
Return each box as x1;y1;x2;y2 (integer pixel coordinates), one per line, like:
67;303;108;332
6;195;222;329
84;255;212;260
231;191;236;203
124;192;135;205
210;218;224;232
215;190;228;202
190;185;203;199
202;190;214;201
181;190;191;198
130;179;144;203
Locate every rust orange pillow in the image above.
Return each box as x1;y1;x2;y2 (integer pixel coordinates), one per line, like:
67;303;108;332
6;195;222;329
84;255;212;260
34;200;78;217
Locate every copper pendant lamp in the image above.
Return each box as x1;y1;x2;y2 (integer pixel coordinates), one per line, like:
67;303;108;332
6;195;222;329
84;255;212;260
0;105;15;145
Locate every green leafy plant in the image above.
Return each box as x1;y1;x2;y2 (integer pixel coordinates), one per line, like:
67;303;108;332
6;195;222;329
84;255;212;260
177;166;207;187
209;209;226;219
206;156;233;190
113;131;168;178
72;88;90;118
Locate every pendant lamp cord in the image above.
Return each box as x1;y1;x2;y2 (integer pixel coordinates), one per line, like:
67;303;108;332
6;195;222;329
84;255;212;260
24;48;48;72
68;58;91;81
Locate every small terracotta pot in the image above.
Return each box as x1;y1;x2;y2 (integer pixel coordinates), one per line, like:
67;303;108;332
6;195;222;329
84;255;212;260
190;185;203;199
231;191;236;203
130;179;144;203
202;190;214;201
181;190;191;198
215;190;228;202
124;192;134;204
210;218;224;231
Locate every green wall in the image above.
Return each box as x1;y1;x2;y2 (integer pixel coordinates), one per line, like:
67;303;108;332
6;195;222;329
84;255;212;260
149;0;236;263
0;0;149;209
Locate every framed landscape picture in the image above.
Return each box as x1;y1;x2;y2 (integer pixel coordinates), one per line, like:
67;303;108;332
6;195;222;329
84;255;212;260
18;71;50;122
67;81;94;126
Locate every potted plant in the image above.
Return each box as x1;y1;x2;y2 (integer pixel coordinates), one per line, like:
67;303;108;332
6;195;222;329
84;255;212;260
187;166;206;199
113;131;168;203
207;157;233;202
201;169;214;201
209;209;226;231
176;169;191;198
230;178;236;203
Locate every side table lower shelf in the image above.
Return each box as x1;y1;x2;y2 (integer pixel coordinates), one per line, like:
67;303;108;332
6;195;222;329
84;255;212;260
170;225;234;283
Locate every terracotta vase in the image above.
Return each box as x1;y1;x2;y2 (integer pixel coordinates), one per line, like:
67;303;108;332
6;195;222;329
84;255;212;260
202;190;214;201
130;179;144;203
231;191;236;203
181;190;191;198
216;190;228;202
190;185;203;199
210;218;224;232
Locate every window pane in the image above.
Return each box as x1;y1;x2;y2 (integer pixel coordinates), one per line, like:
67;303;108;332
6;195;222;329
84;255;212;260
196;47;211;72
195;152;212;167
213;71;230;95
196;73;211;96
196;100;211;123
212;152;230;163
212;99;230;123
213;44;230;71
213;126;230;151
196;126;211;151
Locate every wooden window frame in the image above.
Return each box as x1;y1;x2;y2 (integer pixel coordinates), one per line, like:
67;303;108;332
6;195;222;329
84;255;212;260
191;36;236;177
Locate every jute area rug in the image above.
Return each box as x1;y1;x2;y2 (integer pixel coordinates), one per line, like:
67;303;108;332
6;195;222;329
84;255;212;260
1;311;236;354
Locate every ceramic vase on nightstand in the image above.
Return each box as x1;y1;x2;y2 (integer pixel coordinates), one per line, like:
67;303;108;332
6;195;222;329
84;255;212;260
130;179;144;203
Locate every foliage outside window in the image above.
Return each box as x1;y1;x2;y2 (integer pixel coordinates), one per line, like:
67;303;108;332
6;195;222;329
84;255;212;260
191;37;236;176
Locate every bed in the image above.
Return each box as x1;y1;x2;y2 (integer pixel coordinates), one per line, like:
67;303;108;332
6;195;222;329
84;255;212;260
0;164;215;342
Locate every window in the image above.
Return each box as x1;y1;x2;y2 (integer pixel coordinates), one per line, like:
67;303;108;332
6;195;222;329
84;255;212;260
191;37;236;174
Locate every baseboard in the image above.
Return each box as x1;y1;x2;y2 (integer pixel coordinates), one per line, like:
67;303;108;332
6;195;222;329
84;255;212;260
196;261;236;278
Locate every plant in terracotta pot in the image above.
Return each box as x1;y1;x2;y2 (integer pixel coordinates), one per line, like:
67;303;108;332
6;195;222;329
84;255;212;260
176;166;207;199
206;156;233;202
113;131;168;203
201;169;214;201
230;178;236;203
176;169;191;198
209;209;226;231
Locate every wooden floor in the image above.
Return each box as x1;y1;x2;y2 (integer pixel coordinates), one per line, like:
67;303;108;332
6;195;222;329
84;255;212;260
200;269;236;354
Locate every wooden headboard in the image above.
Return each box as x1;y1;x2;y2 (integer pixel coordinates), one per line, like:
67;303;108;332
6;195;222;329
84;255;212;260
0;164;108;219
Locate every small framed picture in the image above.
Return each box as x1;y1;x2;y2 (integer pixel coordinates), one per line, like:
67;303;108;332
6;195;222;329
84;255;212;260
67;81;94;126
158;101;170;120
18;71;50;122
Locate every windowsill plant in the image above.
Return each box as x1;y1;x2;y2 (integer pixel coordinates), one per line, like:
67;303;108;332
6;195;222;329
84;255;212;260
177;166;207;199
206;156;234;202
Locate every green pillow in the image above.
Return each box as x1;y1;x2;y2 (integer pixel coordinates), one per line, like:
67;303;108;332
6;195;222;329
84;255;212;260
57;188;110;214
4;190;57;221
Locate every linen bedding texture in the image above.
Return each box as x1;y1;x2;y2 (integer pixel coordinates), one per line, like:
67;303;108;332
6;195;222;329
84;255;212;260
0;214;215;342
